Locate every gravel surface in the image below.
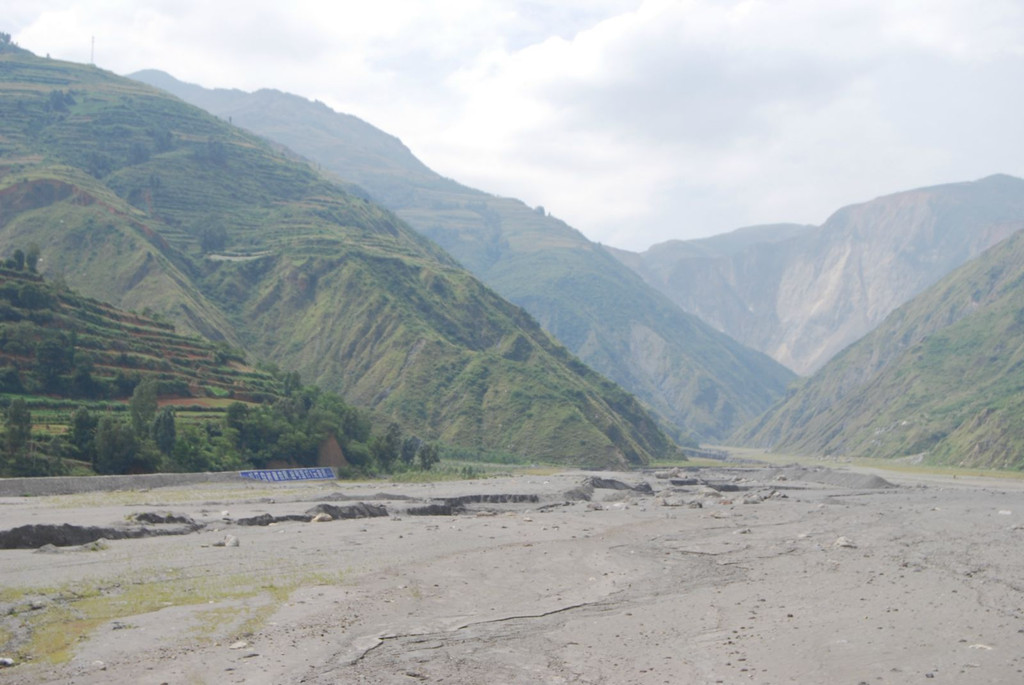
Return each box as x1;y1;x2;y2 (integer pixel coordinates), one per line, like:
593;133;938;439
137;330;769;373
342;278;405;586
2;466;1024;684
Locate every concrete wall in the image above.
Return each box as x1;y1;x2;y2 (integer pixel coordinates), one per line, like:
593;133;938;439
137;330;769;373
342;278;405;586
0;471;244;497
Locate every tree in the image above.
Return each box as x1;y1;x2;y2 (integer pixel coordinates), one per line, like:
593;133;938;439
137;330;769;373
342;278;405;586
25;244;39;273
417;443;440;471
94;416;139;474
282;370;302;397
71;359;104;398
17;283;53;309
371;422;403;472
69;406;98;463
400;435;422;467
129;377;158;438
152;406;176;457
36;337;72;390
3;398;32;473
168;423;235;472
225;401;249;450
47;90;69;113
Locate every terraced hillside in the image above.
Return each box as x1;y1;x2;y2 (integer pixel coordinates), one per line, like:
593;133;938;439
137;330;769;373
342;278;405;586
0;266;277;402
0;46;676;467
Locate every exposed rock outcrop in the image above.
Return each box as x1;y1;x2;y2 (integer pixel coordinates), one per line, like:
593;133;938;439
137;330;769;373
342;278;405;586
616;176;1024;374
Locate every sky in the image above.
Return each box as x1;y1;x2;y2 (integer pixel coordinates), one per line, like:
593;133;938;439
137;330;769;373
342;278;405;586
5;1;1024;251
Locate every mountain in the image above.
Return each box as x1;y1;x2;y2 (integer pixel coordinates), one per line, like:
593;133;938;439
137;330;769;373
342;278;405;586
0;47;677;468
735;228;1024;469
614;176;1024;375
129;70;796;442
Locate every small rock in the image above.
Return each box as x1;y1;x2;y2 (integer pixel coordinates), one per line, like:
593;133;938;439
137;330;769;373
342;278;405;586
0;657;14;667
310;513;333;523
833;536;857;549
229;640;248;650
213;535;240;548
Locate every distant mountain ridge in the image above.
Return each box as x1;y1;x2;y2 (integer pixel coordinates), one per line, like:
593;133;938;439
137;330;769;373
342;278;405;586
130;69;796;441
615;175;1024;375
735;228;1024;469
0;49;677;468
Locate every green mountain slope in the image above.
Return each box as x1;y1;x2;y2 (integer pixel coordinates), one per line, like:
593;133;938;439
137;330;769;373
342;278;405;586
129;70;796;442
0;48;676;467
736;229;1024;469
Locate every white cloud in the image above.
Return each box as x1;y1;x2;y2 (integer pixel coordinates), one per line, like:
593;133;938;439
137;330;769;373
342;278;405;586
7;0;1024;250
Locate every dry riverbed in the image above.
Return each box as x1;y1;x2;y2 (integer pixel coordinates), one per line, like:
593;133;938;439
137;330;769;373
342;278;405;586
2;465;1024;684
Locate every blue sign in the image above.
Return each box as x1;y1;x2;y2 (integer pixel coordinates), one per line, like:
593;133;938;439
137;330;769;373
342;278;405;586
239;467;336;482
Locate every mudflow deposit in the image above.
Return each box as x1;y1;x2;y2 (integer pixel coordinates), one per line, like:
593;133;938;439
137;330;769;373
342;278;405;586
2;465;1024;684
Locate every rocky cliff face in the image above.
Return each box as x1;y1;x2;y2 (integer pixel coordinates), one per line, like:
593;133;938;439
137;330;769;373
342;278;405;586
735;227;1024;470
617;176;1024;375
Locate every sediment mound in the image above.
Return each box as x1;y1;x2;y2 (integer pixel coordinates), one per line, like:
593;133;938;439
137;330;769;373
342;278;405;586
235;503;389;525
771;466;895;489
0;521;201;549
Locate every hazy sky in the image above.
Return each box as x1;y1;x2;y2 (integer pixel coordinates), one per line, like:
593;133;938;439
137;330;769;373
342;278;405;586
6;1;1024;251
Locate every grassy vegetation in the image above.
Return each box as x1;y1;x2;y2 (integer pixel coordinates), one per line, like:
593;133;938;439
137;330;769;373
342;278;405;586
2;566;347;666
